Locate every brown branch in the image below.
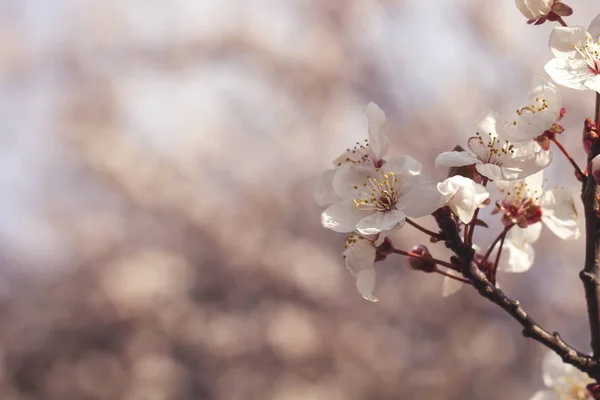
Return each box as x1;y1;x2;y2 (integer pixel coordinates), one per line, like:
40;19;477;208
581;92;600;359
434;207;600;377
391;248;455;270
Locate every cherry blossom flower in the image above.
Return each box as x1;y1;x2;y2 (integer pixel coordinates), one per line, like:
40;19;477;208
435;114;552;182
342;233;379;302
441;228;540;297
495;171;579;240
529;351;593;400
496;78;564;145
516;0;572;25
321;156;443;235
437;176;490;224
545;14;600;93
314;102;388;207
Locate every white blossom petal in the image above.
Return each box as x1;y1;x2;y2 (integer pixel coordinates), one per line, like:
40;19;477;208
435;151;478;168
548;27;589;59
384;155;422;176
475;163;519;181
542;351;572;387
332;164;376;199
314;169;340;207
397;180;444;218
442;275;464;297
515;0;552;20
321;198;369;233
356;268;378;302
366;102;388;160
356;209;406;235
510;222;543;247
497;238;535;273
584;75;600;93
343;235;378;302
528;390;558;400
588;13;600;37
540;189;580;240
437;176;489;224
545;58;595;91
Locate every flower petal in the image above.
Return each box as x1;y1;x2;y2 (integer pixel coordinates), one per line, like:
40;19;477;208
314;169;340;207
366;102;388;160
548;26;589;59
442;275;464;297
332;164;376;198
384;155;422;176
584;75;600;93
435;151;477;168
321;198;368;233
510;222;543;247
438;176;489;224
356;209;406;235
542;351;572;387
475;163;519;181
397;180;444;218
343;236;378;302
356;268;378;302
540;189;580;240
588;13;600;37
497;239;534;273
544;58;593;91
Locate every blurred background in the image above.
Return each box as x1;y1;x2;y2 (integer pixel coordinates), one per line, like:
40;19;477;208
0;0;598;399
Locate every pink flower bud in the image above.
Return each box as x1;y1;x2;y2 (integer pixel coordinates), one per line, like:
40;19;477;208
405;245;436;273
590;154;600;185
584;118;597;155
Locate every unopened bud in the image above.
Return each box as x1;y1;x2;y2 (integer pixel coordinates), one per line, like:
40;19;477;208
590;154;600;185
406;245;436;273
584;118;598;155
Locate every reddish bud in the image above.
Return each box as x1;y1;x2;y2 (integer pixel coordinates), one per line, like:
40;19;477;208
406;245;436;273
584;118;598;155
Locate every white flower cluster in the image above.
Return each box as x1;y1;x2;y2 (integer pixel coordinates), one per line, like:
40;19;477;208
314;5;600;400
315;78;579;301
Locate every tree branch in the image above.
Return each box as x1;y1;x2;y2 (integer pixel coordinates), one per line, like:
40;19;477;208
434;207;600;377
581;92;600;359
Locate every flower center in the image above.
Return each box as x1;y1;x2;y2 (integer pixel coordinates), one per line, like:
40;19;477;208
471;132;515;165
335;139;383;167
496;181;543;227
573;34;600;75
353;172;399;212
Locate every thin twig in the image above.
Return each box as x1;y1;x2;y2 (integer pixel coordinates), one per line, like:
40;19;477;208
466;178;488;245
551;137;585;181
391;249;455;269
581;92;600;359
405;218;444;240
434;267;471;284
481;225;511;265
490;228;508;283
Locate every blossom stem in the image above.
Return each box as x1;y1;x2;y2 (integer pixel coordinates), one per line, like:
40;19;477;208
481;225;511;266
391;249;455;270
551;137;585;181
433;267;471;284
490;228;509;283
466;178;488;245
556;17;568;27
405;218;444;240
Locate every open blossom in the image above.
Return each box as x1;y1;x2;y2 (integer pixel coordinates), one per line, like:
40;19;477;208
435;114;552;181
321;156;443;235
496;171;579;240
516;0;572;24
529;351;593;400
314;102;388;207
545;14;600;93
437;176;489;224
343;233;379;302
496;78;564;145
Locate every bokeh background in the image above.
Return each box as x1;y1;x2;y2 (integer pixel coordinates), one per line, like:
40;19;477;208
0;0;599;399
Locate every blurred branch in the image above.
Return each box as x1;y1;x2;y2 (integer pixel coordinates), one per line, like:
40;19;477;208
581;92;600;360
434;207;600;378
